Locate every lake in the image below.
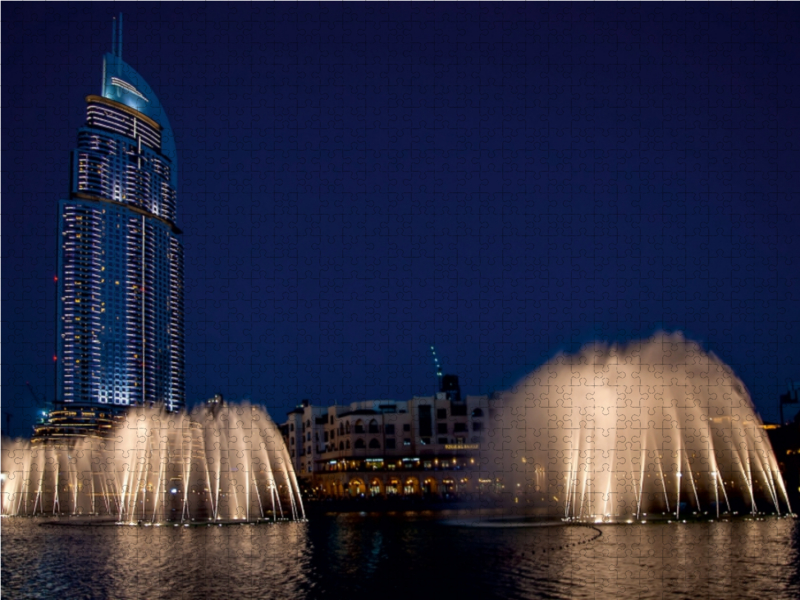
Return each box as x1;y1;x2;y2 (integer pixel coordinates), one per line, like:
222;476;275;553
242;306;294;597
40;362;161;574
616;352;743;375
2;513;799;599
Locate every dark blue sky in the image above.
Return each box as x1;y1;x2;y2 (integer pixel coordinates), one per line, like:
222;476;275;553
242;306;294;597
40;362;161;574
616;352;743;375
4;2;800;436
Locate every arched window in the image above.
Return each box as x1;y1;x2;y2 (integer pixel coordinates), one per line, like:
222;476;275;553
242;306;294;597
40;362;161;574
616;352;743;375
339;423;344;435
346;422;351;434
369;479;382;497
354;438;365;449
339;441;344;450
346;439;351;449
355;419;364;434
368;419;379;434
471;408;483;418
368;438;380;449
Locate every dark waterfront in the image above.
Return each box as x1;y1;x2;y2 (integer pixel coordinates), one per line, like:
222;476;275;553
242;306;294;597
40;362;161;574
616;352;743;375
2;513;799;600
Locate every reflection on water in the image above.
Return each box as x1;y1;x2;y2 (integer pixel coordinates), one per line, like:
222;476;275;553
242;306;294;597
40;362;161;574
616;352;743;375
2;514;798;599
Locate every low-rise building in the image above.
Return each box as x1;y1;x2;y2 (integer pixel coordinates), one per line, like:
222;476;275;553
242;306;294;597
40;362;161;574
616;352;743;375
279;377;497;499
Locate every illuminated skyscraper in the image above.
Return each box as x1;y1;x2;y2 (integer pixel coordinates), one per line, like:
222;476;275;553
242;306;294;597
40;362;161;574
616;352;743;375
56;15;184;411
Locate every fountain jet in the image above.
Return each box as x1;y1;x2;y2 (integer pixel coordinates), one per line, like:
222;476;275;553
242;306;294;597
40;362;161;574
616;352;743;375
486;332;792;520
1;401;305;523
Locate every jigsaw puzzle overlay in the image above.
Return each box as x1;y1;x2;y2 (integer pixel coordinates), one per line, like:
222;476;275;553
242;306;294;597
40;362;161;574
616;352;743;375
3;3;800;600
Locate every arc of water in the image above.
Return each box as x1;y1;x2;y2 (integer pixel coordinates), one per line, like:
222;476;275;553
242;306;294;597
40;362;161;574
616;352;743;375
717;471;731;514
253;472;264;519
222;417;242;520
71;466;79;515
32;452;45;515
704;419;720;518
119;463;130;520
744;442;757;515
655;453;670;512
712;470;719;519
214;465;221;521
676;463;682;519
151;455;165;523
284;434;306;519
636;449;645;520
579;463;588;519
200;430;215;521
730;426;758;515
17;472;26;516
100;475;111;515
90;469;96;515
279;426;305;519
182;429;192;523
773;463;792;514
117;469;130;521
571;470;580;520
752;431;782;515
757;416;793;513
138;435;154;521
564;456;574;519
129;450;149;521
260;438;278;520
245;464;250;523
684;454;701;513
271;428;291;519
754;447;780;515
604;448;616;518
52;461;61;515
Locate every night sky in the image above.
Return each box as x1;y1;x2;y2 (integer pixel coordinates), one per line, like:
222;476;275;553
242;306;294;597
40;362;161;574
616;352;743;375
4;3;800;436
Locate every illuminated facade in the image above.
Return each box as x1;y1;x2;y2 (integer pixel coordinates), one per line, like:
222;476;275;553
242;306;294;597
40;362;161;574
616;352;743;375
56;16;184;411
280;388;495;499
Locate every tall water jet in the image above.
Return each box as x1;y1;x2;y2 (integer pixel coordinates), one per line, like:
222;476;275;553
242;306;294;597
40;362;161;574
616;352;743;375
1;401;305;523
486;332;792;520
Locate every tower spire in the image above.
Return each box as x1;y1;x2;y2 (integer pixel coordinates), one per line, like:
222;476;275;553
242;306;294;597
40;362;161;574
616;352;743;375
111;16;117;56
118;13;123;59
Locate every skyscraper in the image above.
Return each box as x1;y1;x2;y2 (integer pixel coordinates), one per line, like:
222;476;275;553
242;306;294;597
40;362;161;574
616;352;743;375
56;15;184;412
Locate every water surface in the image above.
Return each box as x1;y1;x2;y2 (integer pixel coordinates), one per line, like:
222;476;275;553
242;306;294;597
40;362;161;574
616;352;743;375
2;513;798;599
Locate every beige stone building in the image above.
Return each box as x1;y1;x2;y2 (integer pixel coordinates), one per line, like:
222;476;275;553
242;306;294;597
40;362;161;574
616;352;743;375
280;381;497;499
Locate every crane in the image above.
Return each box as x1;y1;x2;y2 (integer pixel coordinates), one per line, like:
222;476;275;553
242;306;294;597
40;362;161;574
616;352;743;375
26;382;50;422
430;345;443;393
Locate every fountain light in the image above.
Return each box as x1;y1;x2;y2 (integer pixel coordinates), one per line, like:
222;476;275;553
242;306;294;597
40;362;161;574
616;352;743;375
1;401;305;523
488;332;793;520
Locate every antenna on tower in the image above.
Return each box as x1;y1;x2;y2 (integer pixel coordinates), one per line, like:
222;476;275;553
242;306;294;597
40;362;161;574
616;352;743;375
430;345;443;393
118;13;123;59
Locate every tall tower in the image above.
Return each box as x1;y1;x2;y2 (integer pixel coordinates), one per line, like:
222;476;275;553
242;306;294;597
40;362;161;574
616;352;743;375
56;15;184;412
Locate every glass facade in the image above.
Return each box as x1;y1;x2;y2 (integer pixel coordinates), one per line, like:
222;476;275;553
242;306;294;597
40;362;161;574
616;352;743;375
56;35;184;411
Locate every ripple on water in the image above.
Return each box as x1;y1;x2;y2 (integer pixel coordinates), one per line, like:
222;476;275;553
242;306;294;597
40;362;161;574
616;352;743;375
1;515;798;600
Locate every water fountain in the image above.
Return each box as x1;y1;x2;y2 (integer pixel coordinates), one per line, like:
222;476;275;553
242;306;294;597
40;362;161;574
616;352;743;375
1;401;305;523
486;332;793;521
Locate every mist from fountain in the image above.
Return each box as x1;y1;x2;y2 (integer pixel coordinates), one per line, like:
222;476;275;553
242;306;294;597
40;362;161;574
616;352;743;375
1;401;305;523
487;332;792;521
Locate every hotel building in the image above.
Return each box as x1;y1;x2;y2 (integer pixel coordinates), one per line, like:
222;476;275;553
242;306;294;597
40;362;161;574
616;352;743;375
55;15;184;413
280;377;498;498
